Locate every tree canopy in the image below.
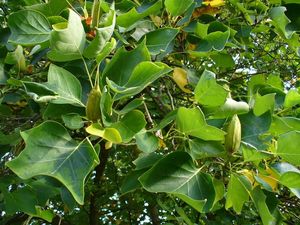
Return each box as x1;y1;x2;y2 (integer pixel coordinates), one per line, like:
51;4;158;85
0;0;300;224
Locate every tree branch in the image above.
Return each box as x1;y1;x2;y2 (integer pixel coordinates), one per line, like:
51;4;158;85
89;142;110;225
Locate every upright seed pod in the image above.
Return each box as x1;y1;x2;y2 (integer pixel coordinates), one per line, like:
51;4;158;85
86;85;101;122
225;114;241;154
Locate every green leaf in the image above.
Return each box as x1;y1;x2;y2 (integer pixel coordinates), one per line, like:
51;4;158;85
145;28;179;55
102;41;150;86
120;169;148;194
34;207;55;222
100;86;113;126
6;121;99;205
150;109;178;131
250;187;277;225
284;89;300;108
83;9;116;58
96;38;117;63
210;52;235;68
108;61;172;100
48;9;86;62
164;0;193;16
239;111;272;150
117;1;162;28
206;98;249;119
194;22;230;52
8;9;51;45
46;64;84;107
4;45;27;71
194;70;228;107
277;131;300;166
225;174;250;214
43;103;85;119
253;93;276;116
110;110;146;143
272;162;300;196
135;130;159;153
280;172;300;188
86;123;122;143
133;152;163;170
0;131;21;146
269;7;295;39
176;107;226;141
188;138;225;159
175;206;194;225
26;0;74;17
269;116;300;136
62;113;84;130
139;151;216;211
242;143;271;162
116;98;143;115
4;187;38;215
0;61;7;84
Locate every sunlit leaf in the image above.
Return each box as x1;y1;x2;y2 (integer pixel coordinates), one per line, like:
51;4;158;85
48;9;86;61
176;107;226;141
6;121;99;204
194;70;228;107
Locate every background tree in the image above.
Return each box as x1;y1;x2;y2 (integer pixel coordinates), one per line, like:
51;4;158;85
0;0;300;224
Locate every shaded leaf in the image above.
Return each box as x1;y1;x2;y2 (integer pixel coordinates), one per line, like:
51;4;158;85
139;151;216;211
117;1;162;28
239;111;272;150
8;9;51;45
120;169;148;194
62;113;84;130
145;28;179;55
26;0;74;17
188;138;225;159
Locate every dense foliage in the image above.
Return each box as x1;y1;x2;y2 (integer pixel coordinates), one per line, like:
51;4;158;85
1;0;300;224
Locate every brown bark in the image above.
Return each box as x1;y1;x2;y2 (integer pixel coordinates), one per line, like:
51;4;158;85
149;203;160;225
89;142;110;225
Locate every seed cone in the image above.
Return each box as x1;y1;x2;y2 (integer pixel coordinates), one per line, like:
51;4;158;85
86;85;101;122
225;114;241;154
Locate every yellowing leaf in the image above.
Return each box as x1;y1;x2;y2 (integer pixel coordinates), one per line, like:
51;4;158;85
172;67;192;93
257;167;279;192
239;169;256;186
203;0;225;8
86;123;122;143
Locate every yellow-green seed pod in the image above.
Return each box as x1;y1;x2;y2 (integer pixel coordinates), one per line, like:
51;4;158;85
225;114;241;154
86;85;101;122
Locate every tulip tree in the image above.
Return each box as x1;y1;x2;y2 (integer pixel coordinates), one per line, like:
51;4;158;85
0;0;300;224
